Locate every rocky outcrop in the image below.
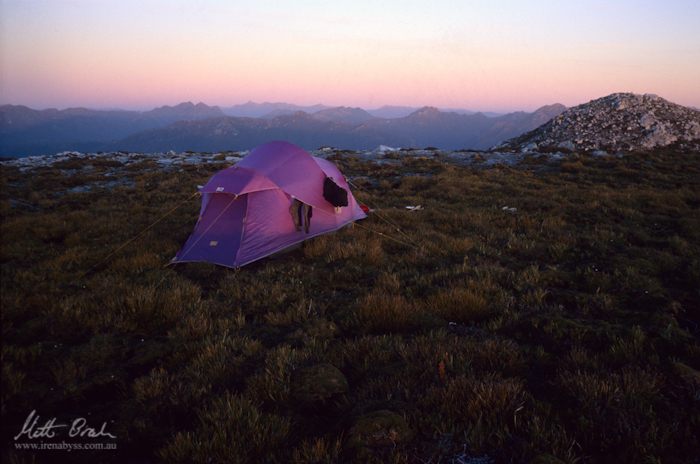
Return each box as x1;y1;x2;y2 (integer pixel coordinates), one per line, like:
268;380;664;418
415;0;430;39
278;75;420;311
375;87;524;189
498;93;700;153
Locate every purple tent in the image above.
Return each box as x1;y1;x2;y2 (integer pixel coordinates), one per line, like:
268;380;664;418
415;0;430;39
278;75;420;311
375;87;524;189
171;141;367;268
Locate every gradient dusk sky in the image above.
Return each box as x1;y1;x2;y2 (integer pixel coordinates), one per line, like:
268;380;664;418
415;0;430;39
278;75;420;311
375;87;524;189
1;0;699;112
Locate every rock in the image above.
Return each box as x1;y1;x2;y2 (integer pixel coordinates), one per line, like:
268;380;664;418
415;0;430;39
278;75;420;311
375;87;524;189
643;124;678;148
375;144;398;153
640;113;656;129
557;140;575;151
290;363;348;404
521;142;538;153
347;410;413;450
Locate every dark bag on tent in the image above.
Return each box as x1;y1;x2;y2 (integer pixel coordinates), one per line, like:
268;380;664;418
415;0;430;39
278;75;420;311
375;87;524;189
323;177;348;207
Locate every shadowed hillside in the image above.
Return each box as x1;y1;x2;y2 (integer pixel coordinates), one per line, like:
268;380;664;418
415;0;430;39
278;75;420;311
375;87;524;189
0;102;225;157
109;104;566;153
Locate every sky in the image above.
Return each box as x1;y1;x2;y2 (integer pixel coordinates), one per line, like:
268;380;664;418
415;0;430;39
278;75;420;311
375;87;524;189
1;0;699;112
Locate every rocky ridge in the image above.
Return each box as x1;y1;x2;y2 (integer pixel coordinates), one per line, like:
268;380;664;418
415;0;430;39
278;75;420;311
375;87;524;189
498;93;700;153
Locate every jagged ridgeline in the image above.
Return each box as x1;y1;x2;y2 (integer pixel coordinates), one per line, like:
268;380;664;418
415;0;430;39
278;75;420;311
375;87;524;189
497;93;700;153
0;101;566;156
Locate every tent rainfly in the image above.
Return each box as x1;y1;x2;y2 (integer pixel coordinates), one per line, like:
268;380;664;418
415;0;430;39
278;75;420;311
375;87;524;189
170;141;367;268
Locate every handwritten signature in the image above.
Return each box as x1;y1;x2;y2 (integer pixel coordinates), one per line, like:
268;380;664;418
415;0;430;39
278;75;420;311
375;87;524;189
13;410;117;440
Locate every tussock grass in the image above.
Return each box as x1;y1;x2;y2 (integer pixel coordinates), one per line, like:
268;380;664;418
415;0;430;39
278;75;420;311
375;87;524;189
356;292;424;333
427;287;491;323
2;147;700;463
159;393;290;463
423;373;526;451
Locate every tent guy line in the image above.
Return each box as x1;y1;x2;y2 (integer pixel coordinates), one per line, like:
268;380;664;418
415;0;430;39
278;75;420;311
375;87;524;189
78;191;200;280
346;178;422;248
175;194;238;261
351;221;420;250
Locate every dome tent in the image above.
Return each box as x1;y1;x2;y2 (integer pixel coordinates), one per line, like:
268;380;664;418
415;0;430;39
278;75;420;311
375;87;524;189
171;141;367;268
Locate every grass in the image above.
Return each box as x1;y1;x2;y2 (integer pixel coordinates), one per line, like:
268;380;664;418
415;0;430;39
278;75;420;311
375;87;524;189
1;146;699;463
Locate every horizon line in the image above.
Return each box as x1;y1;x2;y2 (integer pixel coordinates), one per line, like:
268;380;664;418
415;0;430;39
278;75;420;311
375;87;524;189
0;99;557;114
2;92;698;114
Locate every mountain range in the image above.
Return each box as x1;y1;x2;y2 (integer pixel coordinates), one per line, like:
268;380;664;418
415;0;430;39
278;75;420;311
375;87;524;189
0;101;565;157
0;102;224;156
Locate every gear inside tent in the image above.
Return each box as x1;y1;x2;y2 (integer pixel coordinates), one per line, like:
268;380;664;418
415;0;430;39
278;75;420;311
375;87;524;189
171;141;367;268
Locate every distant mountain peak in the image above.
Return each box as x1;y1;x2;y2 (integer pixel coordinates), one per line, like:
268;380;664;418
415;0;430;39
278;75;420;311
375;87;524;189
154;101;193;110
145;102;224;120
311;106;374;125
499;93;700;152
413;106;441;115
156;101;214;110
534;103;567;114
314;106;368;114
224;102;331;118
403;107;447;122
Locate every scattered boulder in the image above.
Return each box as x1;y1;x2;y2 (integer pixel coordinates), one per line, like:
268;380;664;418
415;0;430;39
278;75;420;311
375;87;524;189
556;140;575;151
521;142;539;153
290;363;348;405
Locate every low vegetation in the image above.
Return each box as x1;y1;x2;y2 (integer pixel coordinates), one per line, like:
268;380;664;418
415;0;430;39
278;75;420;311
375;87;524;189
1;147;699;463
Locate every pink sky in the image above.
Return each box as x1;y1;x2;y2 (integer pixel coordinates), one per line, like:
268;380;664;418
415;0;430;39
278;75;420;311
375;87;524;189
1;0;699;112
